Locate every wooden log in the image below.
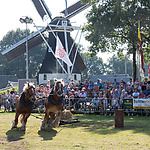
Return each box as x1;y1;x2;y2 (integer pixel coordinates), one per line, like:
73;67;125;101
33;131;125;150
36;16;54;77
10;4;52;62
115;109;124;128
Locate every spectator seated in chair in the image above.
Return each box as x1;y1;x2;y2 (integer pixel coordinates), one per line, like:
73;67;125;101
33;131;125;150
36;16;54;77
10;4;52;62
110;94;118;111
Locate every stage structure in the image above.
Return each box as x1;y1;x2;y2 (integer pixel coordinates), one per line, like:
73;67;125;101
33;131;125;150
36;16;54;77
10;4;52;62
1;0;90;84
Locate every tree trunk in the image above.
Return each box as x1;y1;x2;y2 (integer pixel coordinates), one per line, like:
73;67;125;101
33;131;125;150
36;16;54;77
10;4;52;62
133;44;137;82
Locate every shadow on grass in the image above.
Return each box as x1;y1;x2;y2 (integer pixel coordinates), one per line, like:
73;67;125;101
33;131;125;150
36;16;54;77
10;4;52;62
38;128;57;141
6;128;25;142
60;114;150;136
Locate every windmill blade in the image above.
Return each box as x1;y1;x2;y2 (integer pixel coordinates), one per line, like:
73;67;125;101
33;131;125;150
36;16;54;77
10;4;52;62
60;0;90;19
70;38;86;72
31;0;52;21
1;28;46;62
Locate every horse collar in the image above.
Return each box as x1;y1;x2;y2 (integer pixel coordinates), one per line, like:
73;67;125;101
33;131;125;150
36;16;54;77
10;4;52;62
48;89;63;106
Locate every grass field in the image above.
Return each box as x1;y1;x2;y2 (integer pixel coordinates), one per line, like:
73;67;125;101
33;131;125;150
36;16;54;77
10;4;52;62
0;112;150;150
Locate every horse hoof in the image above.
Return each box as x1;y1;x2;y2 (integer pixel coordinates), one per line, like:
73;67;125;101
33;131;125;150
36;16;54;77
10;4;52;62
19;127;26;131
47;124;52;128
12;126;17;129
40;127;45;130
40;125;46;130
12;120;17;128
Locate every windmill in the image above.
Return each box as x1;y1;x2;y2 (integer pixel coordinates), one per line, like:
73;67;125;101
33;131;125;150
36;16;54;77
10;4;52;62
1;0;90;84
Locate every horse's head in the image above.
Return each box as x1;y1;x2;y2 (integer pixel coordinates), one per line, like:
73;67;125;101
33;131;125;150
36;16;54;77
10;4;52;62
23;82;36;103
53;78;64;97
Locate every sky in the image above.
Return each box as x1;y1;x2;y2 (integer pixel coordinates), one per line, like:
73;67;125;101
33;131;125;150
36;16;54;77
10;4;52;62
0;0;112;62
0;0;88;41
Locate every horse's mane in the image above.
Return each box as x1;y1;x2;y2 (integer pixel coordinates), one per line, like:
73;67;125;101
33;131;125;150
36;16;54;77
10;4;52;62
54;78;64;87
23;82;35;92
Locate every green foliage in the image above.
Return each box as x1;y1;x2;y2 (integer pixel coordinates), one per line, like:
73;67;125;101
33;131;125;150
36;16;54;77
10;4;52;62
0;28;46;78
81;52;133;79
82;0;150;80
107;54;133;76
81;52;105;79
83;0;149;54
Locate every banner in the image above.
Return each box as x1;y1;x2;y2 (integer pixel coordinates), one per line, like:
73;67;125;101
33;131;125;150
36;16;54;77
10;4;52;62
133;98;150;109
55;36;72;67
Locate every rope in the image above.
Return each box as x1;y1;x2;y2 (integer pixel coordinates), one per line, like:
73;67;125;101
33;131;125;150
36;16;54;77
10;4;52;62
31;114;43;120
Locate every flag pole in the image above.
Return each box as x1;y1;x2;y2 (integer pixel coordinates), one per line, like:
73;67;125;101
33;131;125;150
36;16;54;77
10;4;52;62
64;0;70;81
138;21;141;81
125;55;127;83
138;20;145;78
63;20;71;80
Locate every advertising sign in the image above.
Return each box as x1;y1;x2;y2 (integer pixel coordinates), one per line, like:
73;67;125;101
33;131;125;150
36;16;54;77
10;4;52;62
133;99;150;109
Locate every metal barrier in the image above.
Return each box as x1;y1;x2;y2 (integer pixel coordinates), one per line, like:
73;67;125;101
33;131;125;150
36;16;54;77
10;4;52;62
63;97;150;115
1;96;150;116
63;97;116;115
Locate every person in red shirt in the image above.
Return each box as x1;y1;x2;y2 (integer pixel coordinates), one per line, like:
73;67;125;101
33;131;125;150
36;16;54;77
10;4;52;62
93;83;99;94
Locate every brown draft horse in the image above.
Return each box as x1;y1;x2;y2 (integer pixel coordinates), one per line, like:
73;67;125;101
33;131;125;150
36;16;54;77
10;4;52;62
12;82;36;131
40;78;64;130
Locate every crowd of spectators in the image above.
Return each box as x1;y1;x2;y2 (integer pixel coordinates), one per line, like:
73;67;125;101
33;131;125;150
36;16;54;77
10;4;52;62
62;77;150;113
1;77;150;113
0;88;19;112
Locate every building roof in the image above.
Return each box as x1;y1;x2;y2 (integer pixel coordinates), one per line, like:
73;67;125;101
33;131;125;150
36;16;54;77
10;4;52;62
91;74;132;83
0;75;18;89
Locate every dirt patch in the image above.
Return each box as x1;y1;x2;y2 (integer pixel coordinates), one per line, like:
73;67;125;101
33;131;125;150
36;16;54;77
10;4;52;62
0;137;7;144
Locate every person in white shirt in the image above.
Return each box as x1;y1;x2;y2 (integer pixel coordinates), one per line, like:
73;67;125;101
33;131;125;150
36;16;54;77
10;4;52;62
132;88;140;98
79;89;87;109
91;94;100;111
110;94;118;111
127;78;134;87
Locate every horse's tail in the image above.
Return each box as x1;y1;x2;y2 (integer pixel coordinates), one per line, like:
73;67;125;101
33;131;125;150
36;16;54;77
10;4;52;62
19;114;24;123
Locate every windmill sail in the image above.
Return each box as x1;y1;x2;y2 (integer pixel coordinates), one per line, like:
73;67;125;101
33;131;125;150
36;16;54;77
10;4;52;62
1;28;46;61
31;0;52;20
61;0;90;19
70;38;86;72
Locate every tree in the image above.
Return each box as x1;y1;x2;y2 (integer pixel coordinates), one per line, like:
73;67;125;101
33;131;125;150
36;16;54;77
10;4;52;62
82;0;150;81
81;52;105;79
107;54;133;76
0;28;46;78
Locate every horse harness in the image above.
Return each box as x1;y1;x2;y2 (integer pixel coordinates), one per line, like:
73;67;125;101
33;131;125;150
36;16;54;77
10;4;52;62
19;92;34;107
48;89;63;106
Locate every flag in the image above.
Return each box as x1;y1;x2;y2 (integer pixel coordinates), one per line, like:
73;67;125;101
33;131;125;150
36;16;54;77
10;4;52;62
55;36;72;67
138;25;145;73
148;63;150;75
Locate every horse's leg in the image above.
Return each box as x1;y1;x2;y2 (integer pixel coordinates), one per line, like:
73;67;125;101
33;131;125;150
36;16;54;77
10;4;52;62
40;110;49;130
12;112;20;128
47;112;56;128
19;114;26;131
51;111;61;128
20;113;30;131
